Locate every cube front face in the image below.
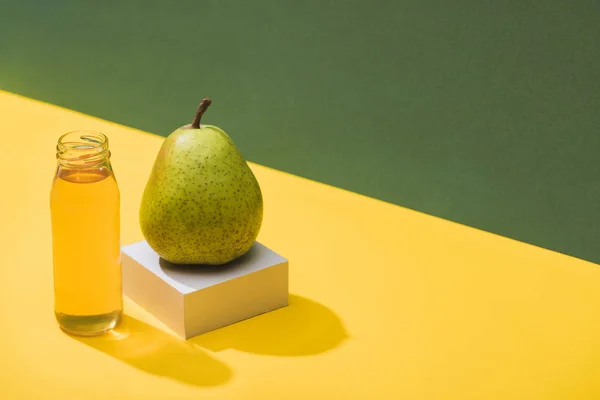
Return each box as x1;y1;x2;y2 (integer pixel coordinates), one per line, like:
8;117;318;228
122;241;289;339
122;250;186;336
184;261;289;338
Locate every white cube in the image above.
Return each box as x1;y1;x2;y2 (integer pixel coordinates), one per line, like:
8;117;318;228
121;240;289;339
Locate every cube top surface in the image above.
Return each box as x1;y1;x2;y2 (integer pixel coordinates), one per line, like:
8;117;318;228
122;241;287;294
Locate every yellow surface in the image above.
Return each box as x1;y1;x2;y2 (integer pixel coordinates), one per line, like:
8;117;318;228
1;90;600;399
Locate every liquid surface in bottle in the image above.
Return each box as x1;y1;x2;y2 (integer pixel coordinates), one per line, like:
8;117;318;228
50;166;122;335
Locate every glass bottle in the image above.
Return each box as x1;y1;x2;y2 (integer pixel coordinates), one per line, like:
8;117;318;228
50;130;122;335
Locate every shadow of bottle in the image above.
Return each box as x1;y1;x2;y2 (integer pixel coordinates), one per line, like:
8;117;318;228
190;294;348;356
70;314;232;387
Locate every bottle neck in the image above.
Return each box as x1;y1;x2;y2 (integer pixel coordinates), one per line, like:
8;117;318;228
56;131;111;168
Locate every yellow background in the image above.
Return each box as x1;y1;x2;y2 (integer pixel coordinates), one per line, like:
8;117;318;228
1;90;600;399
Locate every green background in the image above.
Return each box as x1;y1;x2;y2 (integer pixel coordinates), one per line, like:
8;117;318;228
2;1;599;262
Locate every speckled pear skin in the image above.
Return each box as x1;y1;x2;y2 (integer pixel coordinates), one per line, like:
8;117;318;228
139;124;263;265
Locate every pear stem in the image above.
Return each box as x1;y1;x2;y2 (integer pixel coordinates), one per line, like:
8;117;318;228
191;98;212;128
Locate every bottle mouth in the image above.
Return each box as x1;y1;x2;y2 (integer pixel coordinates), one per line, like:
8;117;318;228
57;130;111;166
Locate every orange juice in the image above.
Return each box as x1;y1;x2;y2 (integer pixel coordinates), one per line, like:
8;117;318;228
50;131;122;335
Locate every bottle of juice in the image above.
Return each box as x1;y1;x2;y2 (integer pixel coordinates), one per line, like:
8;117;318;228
50;130;122;335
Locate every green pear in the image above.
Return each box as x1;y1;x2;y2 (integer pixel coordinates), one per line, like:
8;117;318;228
140;98;263;265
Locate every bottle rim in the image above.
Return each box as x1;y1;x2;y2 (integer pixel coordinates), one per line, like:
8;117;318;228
56;130;111;166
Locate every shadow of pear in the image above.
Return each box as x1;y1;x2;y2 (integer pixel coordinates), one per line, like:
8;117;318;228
190;294;348;356
71;314;232;387
158;245;258;285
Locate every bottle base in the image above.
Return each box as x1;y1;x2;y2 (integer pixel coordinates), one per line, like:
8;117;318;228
56;310;122;336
